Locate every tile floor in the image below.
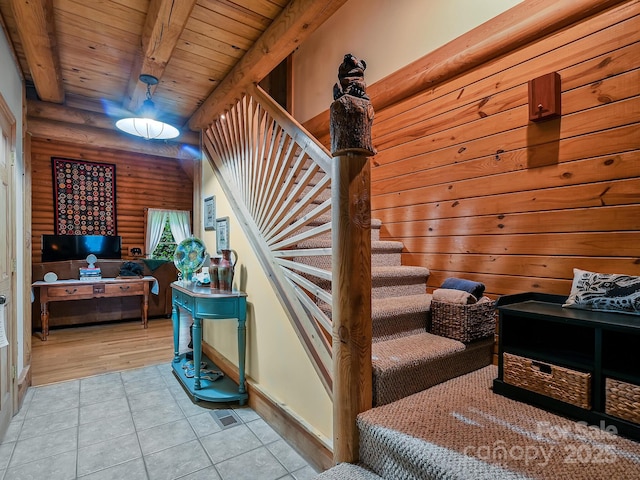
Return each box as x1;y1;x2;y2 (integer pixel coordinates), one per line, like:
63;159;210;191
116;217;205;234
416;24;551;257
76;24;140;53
0;363;320;480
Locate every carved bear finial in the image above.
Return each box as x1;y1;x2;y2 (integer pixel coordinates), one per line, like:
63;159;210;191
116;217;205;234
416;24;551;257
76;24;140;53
333;53;369;101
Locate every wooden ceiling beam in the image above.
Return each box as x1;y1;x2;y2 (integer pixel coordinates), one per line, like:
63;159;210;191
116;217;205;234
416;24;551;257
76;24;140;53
27;99;200;146
27;117;198;160
9;0;64;103
188;0;348;130
125;0;197;112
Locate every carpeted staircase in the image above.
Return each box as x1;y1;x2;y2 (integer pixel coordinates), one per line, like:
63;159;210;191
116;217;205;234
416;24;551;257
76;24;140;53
319;366;640;479
295;183;496;478
308;214;640;479
298;209;493;408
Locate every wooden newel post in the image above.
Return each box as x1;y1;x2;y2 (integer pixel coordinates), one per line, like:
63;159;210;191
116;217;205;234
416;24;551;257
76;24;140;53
331;54;375;464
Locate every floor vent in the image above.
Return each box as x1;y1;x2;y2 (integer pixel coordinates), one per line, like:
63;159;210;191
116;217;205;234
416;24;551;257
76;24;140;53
210;409;242;429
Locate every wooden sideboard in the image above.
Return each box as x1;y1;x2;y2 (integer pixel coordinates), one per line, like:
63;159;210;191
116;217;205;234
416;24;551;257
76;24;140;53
32;276;157;340
32;260;178;329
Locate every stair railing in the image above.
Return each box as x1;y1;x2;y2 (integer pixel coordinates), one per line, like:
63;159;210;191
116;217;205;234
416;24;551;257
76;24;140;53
202;83;334;396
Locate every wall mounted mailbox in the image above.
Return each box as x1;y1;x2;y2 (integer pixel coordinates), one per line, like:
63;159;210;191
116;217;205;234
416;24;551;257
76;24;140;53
528;72;561;122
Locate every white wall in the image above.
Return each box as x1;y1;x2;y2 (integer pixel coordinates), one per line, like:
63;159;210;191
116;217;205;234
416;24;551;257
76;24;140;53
0;26;25;376
199;158;333;445
293;0;523;123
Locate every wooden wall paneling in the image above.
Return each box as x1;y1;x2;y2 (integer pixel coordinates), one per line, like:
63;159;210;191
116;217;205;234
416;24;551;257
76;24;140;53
405;253;640;283
374;150;639;212
374;147;640;223
359;2;640;300
385;204;640;238
401;231;640;294
373;101;639;191
304;0;636;146
427;272;573;298
368;0;631;118
370;74;639;185
372;48;640;180
371;7;640;151
376;176;640;225
373;106;637;202
400;231;640;258
30;139;193;264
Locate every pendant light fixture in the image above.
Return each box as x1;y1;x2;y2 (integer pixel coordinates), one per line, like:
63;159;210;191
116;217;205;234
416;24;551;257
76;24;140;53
116;74;180;140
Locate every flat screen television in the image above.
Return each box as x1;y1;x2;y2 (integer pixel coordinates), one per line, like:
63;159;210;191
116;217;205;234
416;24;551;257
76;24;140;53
41;234;122;262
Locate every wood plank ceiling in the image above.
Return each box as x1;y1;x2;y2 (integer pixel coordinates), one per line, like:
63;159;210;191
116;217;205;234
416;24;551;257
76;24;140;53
0;0;346;157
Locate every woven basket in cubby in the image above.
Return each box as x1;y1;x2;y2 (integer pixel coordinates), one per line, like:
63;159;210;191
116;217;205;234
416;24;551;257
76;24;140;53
430;299;496;343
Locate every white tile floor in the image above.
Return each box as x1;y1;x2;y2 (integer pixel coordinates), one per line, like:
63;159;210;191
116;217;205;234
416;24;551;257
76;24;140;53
0;363;320;480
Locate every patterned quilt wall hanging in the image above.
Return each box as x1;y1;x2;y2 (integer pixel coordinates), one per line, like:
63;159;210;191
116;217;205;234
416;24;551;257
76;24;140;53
52;157;117;235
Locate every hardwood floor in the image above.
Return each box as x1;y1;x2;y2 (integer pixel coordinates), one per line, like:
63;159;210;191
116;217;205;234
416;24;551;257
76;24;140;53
31;316;191;386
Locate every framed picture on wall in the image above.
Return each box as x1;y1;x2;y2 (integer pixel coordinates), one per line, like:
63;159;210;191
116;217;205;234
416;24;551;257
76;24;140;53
216;217;230;252
204;196;216;231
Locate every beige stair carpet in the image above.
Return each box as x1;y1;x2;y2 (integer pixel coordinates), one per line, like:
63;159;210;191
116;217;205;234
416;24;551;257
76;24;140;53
372;336;493;406
315;462;384;479
358;365;640;479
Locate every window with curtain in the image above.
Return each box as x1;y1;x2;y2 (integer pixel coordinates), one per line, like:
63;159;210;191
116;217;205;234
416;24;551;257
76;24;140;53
145;209;191;260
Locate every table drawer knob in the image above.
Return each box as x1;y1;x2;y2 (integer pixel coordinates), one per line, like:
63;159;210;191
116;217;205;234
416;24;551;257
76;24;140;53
120;286;130;291
65;288;77;294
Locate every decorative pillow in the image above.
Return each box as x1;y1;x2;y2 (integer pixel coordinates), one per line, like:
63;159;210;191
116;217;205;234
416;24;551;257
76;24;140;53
563;268;640;315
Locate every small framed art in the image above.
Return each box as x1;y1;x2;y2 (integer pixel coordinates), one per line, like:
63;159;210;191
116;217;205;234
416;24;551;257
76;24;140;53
216;216;230;252
204;196;216;231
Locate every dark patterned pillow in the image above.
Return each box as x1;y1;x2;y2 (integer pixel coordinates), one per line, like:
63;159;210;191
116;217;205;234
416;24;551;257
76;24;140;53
563;268;640;315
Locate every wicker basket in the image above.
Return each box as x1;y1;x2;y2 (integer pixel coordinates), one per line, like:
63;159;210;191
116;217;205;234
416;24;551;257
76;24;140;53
503;353;592;409
605;378;640;424
430;299;496;343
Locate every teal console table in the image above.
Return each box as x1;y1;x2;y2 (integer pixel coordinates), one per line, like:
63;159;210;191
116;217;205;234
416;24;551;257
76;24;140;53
170;281;248;404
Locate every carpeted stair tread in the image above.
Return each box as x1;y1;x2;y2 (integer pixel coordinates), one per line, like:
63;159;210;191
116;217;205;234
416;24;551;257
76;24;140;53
314;462;384;479
371;294;432;341
292;240;403;270
358;366;640;479
295;240;404;267
312;214;331;226
295;239;403;251
372;336;493;406
302;185;332;204
372;294;432;320
372;265;430;278
298;218;381;241
312;265;429;298
371;266;430;298
372;332;465;370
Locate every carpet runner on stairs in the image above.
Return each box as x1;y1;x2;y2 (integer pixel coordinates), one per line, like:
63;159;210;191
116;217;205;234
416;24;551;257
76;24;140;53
299;209;496;475
372;335;493;406
315;462;384;479
371;294;432;341
340;365;640;480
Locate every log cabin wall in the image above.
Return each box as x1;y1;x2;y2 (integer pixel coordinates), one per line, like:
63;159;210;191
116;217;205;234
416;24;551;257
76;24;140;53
30;138;194;264
309;1;640;297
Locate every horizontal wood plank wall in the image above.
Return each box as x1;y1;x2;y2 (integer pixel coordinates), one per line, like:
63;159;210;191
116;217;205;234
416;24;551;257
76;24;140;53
30;138;194;264
309;1;640;297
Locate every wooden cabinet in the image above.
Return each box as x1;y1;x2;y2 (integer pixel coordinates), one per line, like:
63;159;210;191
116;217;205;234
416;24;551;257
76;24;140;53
493;292;640;441
31;260;178;329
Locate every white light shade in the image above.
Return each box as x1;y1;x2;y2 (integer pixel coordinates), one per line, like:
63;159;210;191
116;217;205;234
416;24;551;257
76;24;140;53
116;117;180;140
